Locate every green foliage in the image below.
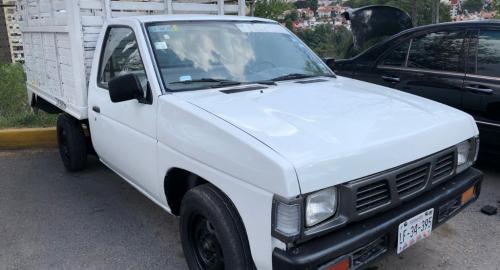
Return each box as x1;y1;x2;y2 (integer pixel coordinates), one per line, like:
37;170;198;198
285;10;299;21
311;0;319;13
296;25;353;59
463;0;485;13
494;0;500;17
344;0;452;25
0;64;56;128
254;0;292;21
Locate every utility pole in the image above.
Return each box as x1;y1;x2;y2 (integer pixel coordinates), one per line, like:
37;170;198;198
249;0;256;16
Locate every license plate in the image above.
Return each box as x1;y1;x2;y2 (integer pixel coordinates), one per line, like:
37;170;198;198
397;208;434;254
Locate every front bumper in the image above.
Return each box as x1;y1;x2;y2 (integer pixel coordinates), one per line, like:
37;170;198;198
273;167;483;270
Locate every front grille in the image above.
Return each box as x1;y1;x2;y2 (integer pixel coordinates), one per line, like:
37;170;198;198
347;148;457;216
396;164;430;196
355;180;390;212
432;152;455;182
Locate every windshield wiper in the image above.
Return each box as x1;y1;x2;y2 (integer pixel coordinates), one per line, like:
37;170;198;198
248;80;277;86
170;78;242;88
270;73;336;82
270;73;317;82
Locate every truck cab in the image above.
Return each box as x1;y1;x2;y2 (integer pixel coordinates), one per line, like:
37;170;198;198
21;2;483;269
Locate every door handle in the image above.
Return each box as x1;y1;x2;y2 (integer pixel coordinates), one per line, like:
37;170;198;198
382;75;401;83
92;106;101;113
465;86;494;94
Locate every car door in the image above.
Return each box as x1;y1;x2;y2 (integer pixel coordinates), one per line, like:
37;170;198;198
376;29;467;109
88;24;160;196
462;27;500;125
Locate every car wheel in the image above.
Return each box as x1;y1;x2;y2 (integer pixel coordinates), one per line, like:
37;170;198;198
56;113;87;171
180;184;254;270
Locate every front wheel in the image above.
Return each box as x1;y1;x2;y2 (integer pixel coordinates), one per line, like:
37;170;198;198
180;184;254;270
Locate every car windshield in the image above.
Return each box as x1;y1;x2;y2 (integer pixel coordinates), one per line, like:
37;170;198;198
146;21;333;91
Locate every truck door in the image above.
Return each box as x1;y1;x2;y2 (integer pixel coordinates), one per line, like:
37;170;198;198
88;25;159;196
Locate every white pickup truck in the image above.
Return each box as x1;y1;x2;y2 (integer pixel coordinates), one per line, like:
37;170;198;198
21;1;483;269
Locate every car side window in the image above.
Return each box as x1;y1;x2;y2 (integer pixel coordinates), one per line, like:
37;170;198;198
379;40;411;67
98;27;147;91
407;30;465;72
472;30;500;78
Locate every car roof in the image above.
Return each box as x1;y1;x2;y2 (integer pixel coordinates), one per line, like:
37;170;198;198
107;14;276;24
398;20;500;36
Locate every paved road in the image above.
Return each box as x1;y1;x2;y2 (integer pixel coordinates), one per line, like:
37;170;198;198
0;149;499;270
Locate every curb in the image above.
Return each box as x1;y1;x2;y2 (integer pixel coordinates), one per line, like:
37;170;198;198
0;127;57;149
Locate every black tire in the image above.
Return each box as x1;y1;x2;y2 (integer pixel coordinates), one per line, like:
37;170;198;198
56;113;87;171
180;184;254;270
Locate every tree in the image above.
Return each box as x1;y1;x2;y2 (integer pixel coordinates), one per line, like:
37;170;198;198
343;0;451;25
463;0;485;13
495;0;500;18
311;0;319;13
285;10;299;21
431;0;440;23
254;0;292;21
295;25;353;59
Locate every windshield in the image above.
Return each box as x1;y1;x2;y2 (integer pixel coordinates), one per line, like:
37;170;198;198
146;21;333;91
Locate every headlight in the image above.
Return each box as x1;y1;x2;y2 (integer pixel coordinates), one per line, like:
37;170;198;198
305;187;337;227
456;136;479;173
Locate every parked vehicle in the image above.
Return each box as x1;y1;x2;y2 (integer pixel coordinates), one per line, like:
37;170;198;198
334;20;500;156
21;1;483;269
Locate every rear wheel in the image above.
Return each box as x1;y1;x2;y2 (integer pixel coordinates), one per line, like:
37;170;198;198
180;184;254;270
56;113;87;171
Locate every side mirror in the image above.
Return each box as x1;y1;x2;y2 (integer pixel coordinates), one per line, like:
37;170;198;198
323;58;336;70
108;74;144;103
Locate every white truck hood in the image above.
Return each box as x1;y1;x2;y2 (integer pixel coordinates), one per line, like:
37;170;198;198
176;76;478;194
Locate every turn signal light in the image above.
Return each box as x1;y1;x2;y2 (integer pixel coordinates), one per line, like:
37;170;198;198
461;186;475;205
320;256;350;270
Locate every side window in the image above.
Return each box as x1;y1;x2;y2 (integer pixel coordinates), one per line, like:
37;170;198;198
98;27;147;90
379;40;411;67
473;30;500;78
407;31;465;72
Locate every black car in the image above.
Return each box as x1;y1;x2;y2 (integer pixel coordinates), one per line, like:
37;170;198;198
334;20;500;155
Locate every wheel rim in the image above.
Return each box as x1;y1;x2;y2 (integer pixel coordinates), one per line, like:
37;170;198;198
58;128;70;161
190;214;224;270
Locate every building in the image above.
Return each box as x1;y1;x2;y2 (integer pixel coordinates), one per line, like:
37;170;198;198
0;2;11;63
449;0;462;18
3;0;23;63
317;6;334;18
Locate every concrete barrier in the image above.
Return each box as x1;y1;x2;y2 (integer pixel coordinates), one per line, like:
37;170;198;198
0;127;57;149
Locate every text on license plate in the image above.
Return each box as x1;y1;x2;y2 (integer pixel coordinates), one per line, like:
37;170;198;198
397;208;434;254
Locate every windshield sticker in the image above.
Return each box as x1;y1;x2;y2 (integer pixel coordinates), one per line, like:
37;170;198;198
179;75;192;82
149;25;172;33
236;23;288;34
154;42;168;50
